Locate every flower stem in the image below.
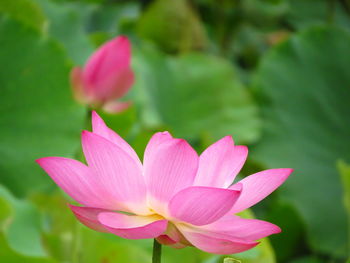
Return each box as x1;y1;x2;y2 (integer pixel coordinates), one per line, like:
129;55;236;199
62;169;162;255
152;239;162;263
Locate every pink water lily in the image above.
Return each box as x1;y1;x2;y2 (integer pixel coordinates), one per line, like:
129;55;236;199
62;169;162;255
36;111;293;255
71;36;134;113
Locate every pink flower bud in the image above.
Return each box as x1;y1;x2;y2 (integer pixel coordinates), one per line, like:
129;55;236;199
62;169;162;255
70;36;134;113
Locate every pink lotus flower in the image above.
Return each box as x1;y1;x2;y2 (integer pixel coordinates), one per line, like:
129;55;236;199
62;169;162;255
71;36;134;113
36;112;293;255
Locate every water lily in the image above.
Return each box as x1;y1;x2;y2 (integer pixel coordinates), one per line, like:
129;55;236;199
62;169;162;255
36;111;293;255
70;36;134;113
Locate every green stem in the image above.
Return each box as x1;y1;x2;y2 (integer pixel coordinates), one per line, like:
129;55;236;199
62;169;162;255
72;222;82;263
152;239;162;263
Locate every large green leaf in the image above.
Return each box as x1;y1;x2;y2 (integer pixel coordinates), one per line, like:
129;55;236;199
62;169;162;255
0;234;55;263
133;46;261;144
0;185;48;258
0;15;86;197
34;0;94;64
0;0;46;32
286;0;350;30
265;201;306;262
253;26;350;258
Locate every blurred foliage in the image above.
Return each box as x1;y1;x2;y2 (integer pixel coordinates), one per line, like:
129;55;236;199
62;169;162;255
286;0;350;30
35;0;94;64
337;160;350;255
132;46;261;143
266;201;306;262
253;26;350;258
0;0;46;32
0;185;46;258
137;0;208;53
0;15;86;197
0;0;350;262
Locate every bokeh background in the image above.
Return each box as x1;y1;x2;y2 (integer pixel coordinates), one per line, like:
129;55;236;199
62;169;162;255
0;0;349;262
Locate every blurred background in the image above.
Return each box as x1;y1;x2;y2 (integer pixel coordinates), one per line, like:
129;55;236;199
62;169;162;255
0;0;349;262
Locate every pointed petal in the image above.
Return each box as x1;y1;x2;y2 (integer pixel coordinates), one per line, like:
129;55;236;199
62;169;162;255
202;214;281;241
98;212;168;239
81;131;148;214
230;168;293;213
169;186;241;226
178;225;259;254
143;131;173;165
69;205;109;232
144;134;199;214
36;157;119;210
194;136;248;188
91;111;141;167
82;36;133;103
83;36;131;88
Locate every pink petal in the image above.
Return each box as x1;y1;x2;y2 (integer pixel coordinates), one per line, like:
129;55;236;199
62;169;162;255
230;168;293;213
156;235;177;245
201;214;281;241
81;131;148;214
69;205;109;232
143;131;173;164
194;136;248;188
98;212;168;239
83;36;131;89
156;223;188;248
82;37;133;103
156;234;189;249
169;186;241;226
91;111;141;168
178;226;259;254
36;157;120;210
143;134;199;214
99;67;134;101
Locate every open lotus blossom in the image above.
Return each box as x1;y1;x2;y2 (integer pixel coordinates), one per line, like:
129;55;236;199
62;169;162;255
70;36;134;113
36;111;293;255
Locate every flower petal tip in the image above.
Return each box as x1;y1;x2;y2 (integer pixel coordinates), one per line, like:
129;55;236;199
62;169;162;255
35;158;43;165
160;131;171;136
287;168;294;174
113;35;130;44
35;157;58;168
222;135;234;144
81;130;92;137
279;168;294;179
91;110;99;119
274;225;282;234
233;182;243;192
